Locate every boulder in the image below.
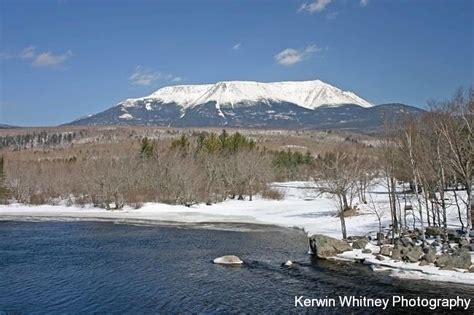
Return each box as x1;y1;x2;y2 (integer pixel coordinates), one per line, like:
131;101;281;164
419;260;429;266
397;245;411;256
352;238;369;249
309;234;352;259
362;249;372;254
375;254;385;261
435;250;471;270
404;245;423;263
391;247;402;261
447;229;462;242
463;244;474;252
401;237;415;247
379;245;392;257
422;247;437;263
425;226;444;237
213;255;243;265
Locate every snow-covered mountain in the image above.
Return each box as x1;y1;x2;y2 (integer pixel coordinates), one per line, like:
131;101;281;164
125;80;372;110
67;79;422;131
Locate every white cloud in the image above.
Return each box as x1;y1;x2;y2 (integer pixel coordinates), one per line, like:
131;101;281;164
360;0;369;7
232;42;242;50
299;0;332;14
274;44;321;66
32;50;73;67
129;66;162;86
20;46;36;59
0;46;73;68
129;66;182;86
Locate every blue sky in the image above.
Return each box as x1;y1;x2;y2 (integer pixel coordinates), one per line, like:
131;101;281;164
0;0;472;126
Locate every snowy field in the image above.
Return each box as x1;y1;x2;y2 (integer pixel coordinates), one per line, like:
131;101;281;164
1;181;472;285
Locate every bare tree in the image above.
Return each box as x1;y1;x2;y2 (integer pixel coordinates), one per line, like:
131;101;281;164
314;149;363;239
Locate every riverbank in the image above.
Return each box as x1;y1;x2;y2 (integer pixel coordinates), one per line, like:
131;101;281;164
1;181;473;285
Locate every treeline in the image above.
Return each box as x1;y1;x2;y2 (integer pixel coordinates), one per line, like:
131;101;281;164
1;130;316;208
385;87;473;239
0;131;76;150
313;87;473;240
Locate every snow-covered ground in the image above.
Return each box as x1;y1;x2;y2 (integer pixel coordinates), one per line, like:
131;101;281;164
0;181;472;285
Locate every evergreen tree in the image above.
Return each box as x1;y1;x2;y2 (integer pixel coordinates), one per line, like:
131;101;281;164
140;137;155;159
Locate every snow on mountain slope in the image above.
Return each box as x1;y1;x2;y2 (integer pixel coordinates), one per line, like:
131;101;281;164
124;80;372;109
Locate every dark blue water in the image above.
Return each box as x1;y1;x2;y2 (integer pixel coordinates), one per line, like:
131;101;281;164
0;220;472;314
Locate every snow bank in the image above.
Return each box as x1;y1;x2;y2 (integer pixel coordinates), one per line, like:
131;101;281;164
1;181;472;285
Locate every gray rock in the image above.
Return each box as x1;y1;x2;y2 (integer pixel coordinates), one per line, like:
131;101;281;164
422;247;437;263
375;254;385;261
447;229;461;242
463;244;474;252
404;245;423;263
352;238;369;249
419;260;429;266
362;249;372;254
380;245;392;256
435;250;471;270
425;226;445;237
391;247;402;261
309;234;352;259
398;245;411;255
401;237;415;247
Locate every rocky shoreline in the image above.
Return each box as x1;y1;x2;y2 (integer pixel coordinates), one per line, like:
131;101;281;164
308;228;474;281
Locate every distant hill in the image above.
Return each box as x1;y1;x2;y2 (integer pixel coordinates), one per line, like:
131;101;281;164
0;124;18;129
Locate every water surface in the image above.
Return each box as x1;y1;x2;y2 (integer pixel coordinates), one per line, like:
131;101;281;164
0;220;472;314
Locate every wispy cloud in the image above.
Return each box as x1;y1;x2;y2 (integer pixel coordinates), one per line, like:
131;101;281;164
129;66;162;86
299;0;332;14
232;42;242;50
299;0;368;14
32;50;73;67
0;46;74;68
129;66;182;86
274;44;321;66
20;46;36;59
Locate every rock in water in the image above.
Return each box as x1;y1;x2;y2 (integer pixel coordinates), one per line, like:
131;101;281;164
309;234;352;259
213;255;243;265
283;260;293;267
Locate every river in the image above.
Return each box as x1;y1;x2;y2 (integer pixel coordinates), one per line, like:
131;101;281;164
0;220;472;313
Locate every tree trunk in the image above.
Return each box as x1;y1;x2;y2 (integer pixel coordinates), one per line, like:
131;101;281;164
390;177;399;233
466;178;473;236
342;194;349;211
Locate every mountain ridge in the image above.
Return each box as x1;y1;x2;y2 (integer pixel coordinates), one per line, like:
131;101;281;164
123;79;372;110
67;79;423;132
